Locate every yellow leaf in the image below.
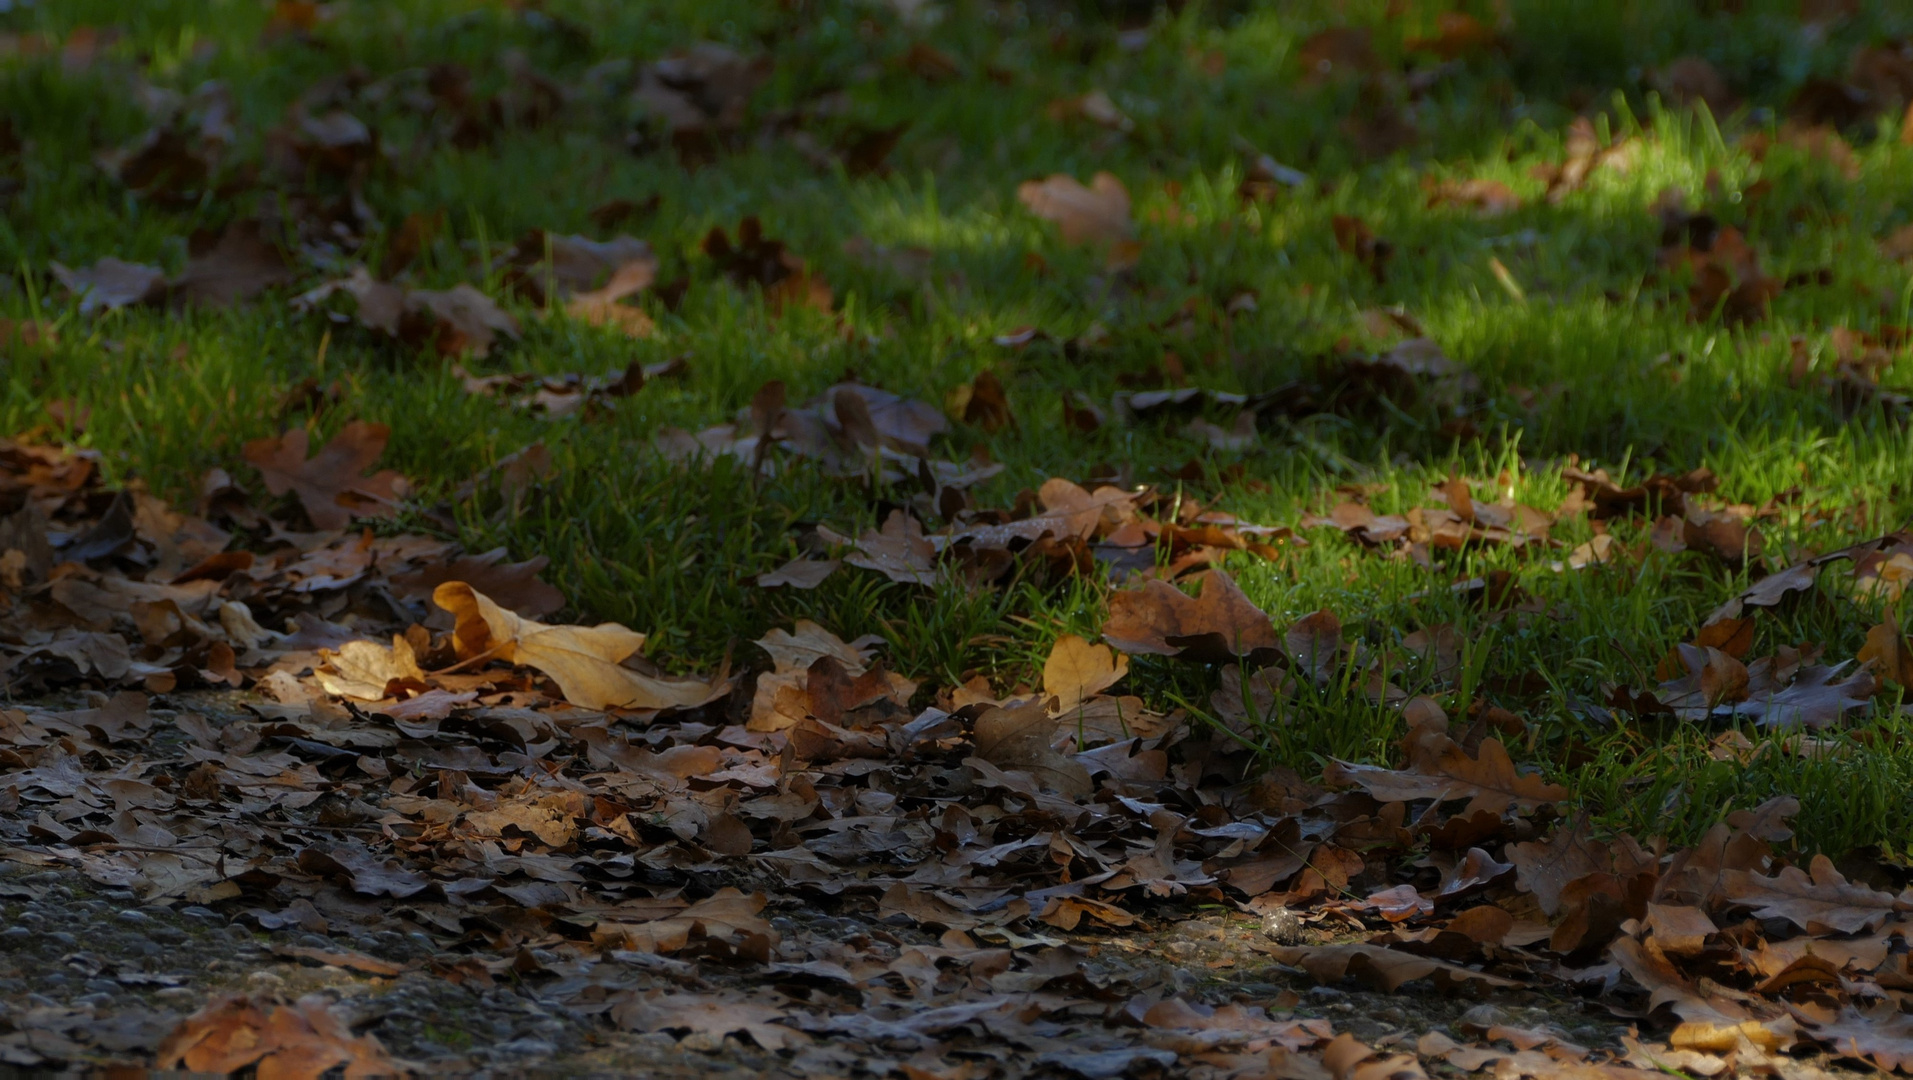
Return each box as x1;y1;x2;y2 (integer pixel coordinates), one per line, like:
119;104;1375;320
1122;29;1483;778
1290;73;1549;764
432;581;725;711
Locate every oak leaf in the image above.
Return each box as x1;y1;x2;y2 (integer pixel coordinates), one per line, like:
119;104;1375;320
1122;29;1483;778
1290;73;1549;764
1325;736;1567;817
592;887;776;957
156;993;404;1077
1102;569;1281;665
433;581;726;711
389;548;565;619
1721;853;1905;934
51;257;167;314
243;421;408;531
973;699;1094;798
611;992;803;1052
1266;943;1521;993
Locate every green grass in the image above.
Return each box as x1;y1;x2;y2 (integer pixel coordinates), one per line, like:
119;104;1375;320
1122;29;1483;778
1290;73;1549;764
6;0;1913;856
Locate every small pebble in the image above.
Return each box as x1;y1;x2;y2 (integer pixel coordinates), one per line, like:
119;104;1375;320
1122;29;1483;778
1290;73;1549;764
116;909;148;923
495;1038;556;1057
1259;907;1304;944
1458;1003;1512;1033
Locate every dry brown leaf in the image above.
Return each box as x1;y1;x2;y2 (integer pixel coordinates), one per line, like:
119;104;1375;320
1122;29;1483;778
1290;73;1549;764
172;220;295;308
1017;171;1139;269
842;510;939;585
1102;569;1281;665
1858;615;1913;687
612;993;803;1052
156;993;404;1077
1326;736;1567;817
243;421;409;531
433;581;726;711
755;556;838;589
1042;634;1128;715
1721;853;1904;934
1267;943;1521;994
388;548;565;619
593;888;776;958
315;635;425;700
973;698;1094;798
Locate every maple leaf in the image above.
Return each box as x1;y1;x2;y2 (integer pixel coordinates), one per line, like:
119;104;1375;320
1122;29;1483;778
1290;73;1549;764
1721;853;1906;934
433;581;727;711
1325;736;1568;817
243;420;409;531
1102;569;1282;665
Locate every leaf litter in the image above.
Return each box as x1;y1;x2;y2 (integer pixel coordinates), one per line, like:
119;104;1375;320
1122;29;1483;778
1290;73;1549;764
4;427;1913;1076
13;5;1913;1079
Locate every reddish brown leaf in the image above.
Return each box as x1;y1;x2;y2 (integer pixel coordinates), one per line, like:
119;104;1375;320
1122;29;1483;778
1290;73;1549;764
1325;736;1567;818
243;420;408;531
1102;569;1281;665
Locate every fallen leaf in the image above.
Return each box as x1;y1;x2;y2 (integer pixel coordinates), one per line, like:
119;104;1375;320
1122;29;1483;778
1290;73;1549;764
1102;569;1281;665
973;699;1094;798
1325;736;1568;817
243;421;409;531
51;257;167;314
156;993;403;1077
1018;172;1138;268
1267;943;1521;993
1043;634;1128;714
1721;853;1903;934
433;581;727;711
